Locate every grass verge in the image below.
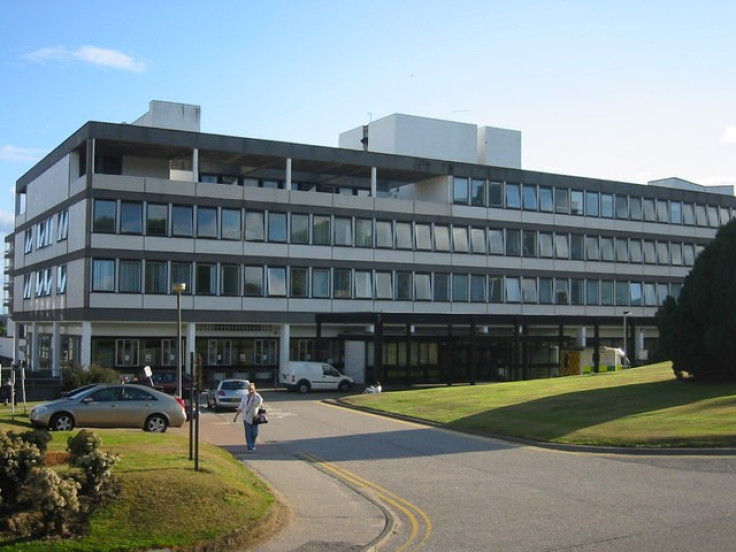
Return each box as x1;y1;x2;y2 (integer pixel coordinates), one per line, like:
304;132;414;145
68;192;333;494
342;362;736;448
0;417;277;552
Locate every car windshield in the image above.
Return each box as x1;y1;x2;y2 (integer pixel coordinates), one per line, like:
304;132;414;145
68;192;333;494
222;381;248;390
65;385;100;399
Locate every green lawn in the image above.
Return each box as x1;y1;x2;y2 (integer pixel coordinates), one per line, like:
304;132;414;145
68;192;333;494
0;415;276;551
343;362;736;448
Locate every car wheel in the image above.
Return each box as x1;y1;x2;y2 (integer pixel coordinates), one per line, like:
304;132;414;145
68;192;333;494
50;412;75;431
297;380;311;394
338;380;351;392
145;414;168;433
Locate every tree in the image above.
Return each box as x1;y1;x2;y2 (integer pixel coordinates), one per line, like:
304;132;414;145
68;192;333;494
660;218;736;380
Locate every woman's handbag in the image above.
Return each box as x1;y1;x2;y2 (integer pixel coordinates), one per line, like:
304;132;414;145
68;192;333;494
253;407;268;425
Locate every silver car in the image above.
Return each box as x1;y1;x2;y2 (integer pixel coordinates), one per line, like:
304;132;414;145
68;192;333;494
205;379;250;411
30;383;187;433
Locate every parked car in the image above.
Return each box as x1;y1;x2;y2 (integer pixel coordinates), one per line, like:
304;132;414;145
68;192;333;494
151;372;193;396
280;361;354;393
204;379;250;411
30;383;187;433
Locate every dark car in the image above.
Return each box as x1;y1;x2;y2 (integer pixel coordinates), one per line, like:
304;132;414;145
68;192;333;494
151;372;193;396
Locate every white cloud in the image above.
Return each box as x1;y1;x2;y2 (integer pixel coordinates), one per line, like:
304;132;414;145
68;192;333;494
0;145;46;163
723;124;736;144
23;45;147;72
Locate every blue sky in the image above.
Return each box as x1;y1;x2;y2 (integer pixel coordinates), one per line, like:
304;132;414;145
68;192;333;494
1;1;735;237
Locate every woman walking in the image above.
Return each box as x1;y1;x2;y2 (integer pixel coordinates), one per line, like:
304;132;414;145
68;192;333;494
233;383;263;453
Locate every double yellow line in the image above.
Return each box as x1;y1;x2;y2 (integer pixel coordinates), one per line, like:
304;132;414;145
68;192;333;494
300;452;432;551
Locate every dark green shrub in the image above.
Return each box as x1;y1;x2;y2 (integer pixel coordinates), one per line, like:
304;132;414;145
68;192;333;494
0;431;43;515
18;467;81;537
14;429;52;454
66;429;101;459
61;364;120;393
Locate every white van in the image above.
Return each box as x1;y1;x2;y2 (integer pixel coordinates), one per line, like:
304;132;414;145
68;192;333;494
280;361;354;394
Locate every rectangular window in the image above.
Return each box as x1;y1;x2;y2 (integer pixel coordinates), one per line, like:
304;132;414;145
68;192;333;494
615;195;628;219
290;213;309;244
657;242;669;264
453;177;469;205
120;260;142;293
415;273;431;301
522;230;537;258
570;279;584;305
600;237;614;261
94;199;117;233
221;264;240;296
245;211;265;241
244;266;263;296
586;192;599;217
415;224;431;250
171;262;192;294
570;190;583;215
290;267;309;298
489;276;503;303
488;181;503;207
396;222;412;249
505;182;521;209
24;228;33;254
221;208;241;240
570;234;584;260
92;259;115;291
375;271;393;299
555;279;569;304
470;275;485;302
586;279;599;305
354;270;372;298
682;203;695;225
683;244;695;266
333;269;351;298
555;188;569;214
522;277;537;303
355;218;373;247
57;210;69;241
146;204;168;236
376;220;393;248
707;205;719;227
268;212;287;242
56;264;67;294
643;198;657;222
601;281;614;306
23;274;32;299
643;240;656;263
522;184;537;210
267;267;286;296
554;234;569;259
434;274;450;301
630;282;642;306
145;261;168;293
615;281;628;306
120;202;143;234
488;229;504;255
657;283;670;305
312;268;330;298
197;207;218;238
585;236;599;260
452;274;468;302
452;226;469;253
313;215;331;245
471;179;485;207
334;217;352;246
434;225;451;251
601;194;614;218
116;339;139;367
207;339;231;365
396;272;413;300
506;229;521;256
172;205;193;237
615;238;629;262
505;277;521;303
538;232;553;258
539;278;553;304
470;227;486;253
657;200;669;223
670;201;682;224
644;283;657;306
538;187;553;212
629;239;642;263
629;197;642;220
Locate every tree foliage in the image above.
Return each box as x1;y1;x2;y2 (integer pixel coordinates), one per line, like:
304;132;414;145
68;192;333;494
658;218;736;380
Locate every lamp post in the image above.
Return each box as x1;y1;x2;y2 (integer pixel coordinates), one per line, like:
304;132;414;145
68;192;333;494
172;283;187;397
622;310;631;360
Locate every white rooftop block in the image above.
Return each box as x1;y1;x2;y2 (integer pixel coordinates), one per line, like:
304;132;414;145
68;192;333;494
132;100;201;132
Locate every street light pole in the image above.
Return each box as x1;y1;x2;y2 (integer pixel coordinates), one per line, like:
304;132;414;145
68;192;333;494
172;283;187;397
623;310;631;360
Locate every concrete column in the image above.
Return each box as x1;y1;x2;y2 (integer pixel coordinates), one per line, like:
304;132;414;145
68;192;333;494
371;166;377;197
30;322;39;371
81;321;92;368
193;148;199;182
280;323;290;373
286;158;292;190
186;323;196;374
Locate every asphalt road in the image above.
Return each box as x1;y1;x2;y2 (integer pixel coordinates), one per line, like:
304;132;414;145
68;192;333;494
191;389;736;552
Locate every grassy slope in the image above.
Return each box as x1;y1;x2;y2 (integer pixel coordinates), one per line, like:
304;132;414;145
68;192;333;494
0;426;275;552
343;363;736;447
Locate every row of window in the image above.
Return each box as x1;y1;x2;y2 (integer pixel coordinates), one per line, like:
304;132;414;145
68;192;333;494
23;210;69;254
452;177;733;227
82;259;678;307
90;200;703;266
22;266;66;298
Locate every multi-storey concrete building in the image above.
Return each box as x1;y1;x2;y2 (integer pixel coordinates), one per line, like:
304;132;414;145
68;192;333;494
7;101;735;392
